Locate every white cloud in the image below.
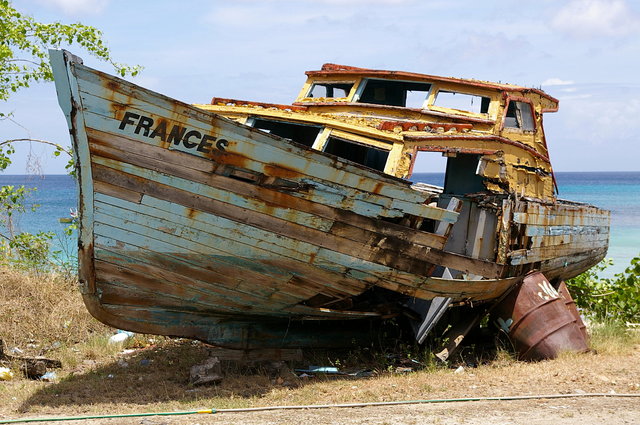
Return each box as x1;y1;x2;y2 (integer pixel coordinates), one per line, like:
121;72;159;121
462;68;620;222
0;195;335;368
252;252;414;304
551;0;640;38
35;0;109;16
541;78;575;86
558;92;639;144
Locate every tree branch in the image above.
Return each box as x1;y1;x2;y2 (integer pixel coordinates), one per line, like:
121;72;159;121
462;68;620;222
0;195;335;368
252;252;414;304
0;138;72;157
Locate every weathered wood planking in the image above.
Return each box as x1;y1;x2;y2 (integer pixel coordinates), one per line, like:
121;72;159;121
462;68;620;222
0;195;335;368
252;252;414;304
505;198;610;267
90;152;498;281
86;129;448;249
524;225;609;237
514;212;610;227
94;239;364;309
528;233;609;248
93;190;478;303
92;207;378;302
73;64;437;205
90;163;435;279
90;160;502;304
96;257;379;320
539;246;608;282
79;107;458;224
520;201;609;217
93;194;377;295
381;276;519;301
509;243;608;265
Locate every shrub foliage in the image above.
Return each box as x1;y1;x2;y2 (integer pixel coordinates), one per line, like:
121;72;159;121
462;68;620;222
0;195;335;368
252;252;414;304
567;256;640;324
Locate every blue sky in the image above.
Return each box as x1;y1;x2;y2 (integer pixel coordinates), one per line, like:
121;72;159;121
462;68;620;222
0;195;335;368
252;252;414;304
3;0;640;173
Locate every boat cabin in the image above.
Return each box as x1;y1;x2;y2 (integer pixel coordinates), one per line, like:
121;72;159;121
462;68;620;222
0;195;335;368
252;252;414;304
199;64;560;202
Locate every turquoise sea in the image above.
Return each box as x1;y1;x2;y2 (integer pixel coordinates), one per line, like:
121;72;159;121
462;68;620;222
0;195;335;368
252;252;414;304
1;172;638;277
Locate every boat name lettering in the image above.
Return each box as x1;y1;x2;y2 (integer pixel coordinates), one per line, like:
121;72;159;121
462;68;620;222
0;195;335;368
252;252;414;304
118;111;228;152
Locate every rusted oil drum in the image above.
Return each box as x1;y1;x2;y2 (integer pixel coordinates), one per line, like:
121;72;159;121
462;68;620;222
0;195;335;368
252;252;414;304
493;272;589;361
557;280;589;341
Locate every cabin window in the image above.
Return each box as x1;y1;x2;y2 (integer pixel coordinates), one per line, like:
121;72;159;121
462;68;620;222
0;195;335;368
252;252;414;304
411;151;447;185
250;118;322;147
504;100;535;131
356;79;431;108
433;91;490;114
443;154;485;195
323;137;389;171
307;82;354;98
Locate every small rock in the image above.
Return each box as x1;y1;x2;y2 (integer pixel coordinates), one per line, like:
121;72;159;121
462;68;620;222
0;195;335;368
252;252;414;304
190;357;222;386
117;359;129;368
25;360;47;379
140;419;169;425
265;361;295;380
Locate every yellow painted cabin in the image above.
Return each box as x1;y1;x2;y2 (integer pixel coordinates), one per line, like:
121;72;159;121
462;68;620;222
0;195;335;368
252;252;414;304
198;63;559;201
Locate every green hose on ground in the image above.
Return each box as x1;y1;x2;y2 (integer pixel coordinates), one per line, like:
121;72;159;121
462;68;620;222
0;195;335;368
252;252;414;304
0;409;216;424
1;393;639;424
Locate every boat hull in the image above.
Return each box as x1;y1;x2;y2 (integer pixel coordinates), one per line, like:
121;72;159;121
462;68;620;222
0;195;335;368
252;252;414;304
50;50;609;349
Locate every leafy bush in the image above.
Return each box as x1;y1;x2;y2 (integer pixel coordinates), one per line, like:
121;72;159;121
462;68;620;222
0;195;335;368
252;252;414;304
566;256;640;324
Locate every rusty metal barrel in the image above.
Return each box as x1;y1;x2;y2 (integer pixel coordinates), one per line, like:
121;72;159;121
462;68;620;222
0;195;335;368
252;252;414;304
557;280;589;341
493;272;589;361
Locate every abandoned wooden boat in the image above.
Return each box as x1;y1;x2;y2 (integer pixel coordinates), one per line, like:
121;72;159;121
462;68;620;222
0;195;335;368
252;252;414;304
50;50;609;351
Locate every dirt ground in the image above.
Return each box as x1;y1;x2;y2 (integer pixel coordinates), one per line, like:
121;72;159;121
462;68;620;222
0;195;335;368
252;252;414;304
135;397;640;425
1;338;639;425
2;396;639;425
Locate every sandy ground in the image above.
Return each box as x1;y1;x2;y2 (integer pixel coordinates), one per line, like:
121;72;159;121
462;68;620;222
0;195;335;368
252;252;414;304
1;340;639;425
4;397;639;425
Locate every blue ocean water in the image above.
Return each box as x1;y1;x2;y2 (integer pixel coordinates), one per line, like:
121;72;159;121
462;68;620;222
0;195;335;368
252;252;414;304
1;172;638;277
554;172;640;277
0;174;77;259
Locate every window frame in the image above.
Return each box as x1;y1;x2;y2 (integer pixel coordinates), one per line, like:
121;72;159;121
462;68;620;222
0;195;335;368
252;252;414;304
246;117;325;148
501;96;537;133
302;80;357;101
353;78;432;108
427;88;492;117
318;130;392;173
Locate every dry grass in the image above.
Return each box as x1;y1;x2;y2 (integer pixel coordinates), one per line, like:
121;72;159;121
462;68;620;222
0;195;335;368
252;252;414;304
0;267;109;351
589;321;640;355
1;266;639;421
